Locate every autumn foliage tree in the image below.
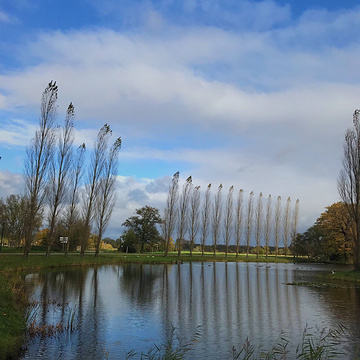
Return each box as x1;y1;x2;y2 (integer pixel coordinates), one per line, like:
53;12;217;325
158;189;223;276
292;202;353;262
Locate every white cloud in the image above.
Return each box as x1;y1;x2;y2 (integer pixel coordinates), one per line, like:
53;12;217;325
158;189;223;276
0;4;359;236
0;119;37;146
0;170;24;198
0;10;17;24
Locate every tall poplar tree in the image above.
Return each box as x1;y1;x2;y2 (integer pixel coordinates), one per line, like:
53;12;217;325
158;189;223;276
65;143;86;255
46;102;75;257
264;194;272;258
177;176;192;256
245;191;254;257
94;137;121;257
224;185;234;258
23;81;57;258
255;192;263;258
235;189;244;258
189;185;201;256
163;172;179;256
283;197;291;256
274;196;282;258
291;199;300;246
81;124;112;256
212;184;223;257
201;184;211;256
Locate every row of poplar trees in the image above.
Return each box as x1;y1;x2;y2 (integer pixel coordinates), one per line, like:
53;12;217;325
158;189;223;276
163;172;300;258
22;81;121;258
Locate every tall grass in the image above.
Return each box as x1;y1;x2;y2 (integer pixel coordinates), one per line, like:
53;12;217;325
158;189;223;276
26;301;79;338
124;325;358;360
125;326;201;360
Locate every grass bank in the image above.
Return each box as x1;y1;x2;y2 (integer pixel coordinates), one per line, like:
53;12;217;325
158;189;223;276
330;269;360;283
0;273;27;360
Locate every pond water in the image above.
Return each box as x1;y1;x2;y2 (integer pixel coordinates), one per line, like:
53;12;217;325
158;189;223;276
22;262;360;359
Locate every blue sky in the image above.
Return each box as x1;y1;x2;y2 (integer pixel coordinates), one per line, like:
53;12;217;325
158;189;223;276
1;0;360;239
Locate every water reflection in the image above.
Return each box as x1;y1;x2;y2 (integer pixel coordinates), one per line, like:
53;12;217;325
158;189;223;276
23;262;360;359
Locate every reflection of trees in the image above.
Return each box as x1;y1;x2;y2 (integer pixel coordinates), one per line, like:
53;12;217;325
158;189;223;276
76;267;106;360
159;262;307;357
23;263;360;359
117;264;163;306
24;266;107;360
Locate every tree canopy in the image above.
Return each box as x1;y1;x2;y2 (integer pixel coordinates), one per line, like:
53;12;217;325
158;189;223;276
291;202;353;262
122;206;162;253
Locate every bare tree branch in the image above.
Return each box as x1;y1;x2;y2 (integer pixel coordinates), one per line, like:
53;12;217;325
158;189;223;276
163;171;179;257
212;184;223;257
177;176;192;256
224;185;234;258
245;191;254;258
201;184;211;256
188;185;201;257
23;81;57;258
235;189;244;258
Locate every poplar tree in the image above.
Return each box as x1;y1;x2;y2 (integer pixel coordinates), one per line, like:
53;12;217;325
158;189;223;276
201;184;211;256
94;137;121;257
224;185;234;258
235;189;244;258
264;194;272;258
274;196;282;258
23;81;57;258
46;102;75;257
212;184;223;257
188;185;201;256
291;199;300;246
81;124;112;256
163;172;179;256
65;143;86;255
177;176;192;256
283;197;291;257
245;191;254;257
255;192;263;258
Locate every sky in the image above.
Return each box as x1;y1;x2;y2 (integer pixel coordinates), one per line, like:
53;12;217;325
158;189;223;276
1;0;360;241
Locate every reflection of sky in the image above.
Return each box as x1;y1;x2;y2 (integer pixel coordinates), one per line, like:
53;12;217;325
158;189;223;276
23;263;359;359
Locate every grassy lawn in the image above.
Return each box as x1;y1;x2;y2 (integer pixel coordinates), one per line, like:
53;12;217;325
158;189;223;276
0;250;294;272
330;269;360;283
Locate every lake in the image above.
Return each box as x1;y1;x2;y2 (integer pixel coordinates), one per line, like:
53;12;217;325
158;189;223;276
22;262;360;359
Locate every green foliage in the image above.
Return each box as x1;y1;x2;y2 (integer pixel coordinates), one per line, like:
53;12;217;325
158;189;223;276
291;202;353;263
251;246;265;255
102;237;119;248
120;229;138;253
0;274;27;360
122;206;162;253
